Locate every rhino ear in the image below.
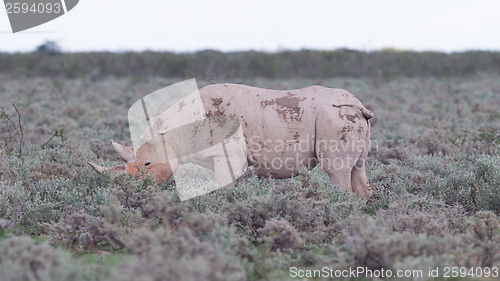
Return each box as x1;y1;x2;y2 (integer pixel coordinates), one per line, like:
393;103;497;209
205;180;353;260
111;140;135;162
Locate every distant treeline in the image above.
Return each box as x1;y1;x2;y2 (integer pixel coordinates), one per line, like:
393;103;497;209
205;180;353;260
1;49;500;79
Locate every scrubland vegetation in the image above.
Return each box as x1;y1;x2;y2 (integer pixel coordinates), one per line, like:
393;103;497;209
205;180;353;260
0;50;499;280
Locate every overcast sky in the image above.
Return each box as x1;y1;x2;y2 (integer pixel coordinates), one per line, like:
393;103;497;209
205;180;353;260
1;0;500;52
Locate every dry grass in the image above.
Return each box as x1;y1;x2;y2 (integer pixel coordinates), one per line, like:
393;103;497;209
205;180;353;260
0;72;499;280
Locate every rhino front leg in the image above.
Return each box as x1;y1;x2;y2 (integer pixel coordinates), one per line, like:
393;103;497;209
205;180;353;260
213;155;235;187
326;167;352;193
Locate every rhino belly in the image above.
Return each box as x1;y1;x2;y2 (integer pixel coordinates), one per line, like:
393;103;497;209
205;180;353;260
246;135;319;178
252;151;318;178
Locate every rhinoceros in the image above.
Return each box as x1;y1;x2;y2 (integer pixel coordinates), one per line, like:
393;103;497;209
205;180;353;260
89;83;374;199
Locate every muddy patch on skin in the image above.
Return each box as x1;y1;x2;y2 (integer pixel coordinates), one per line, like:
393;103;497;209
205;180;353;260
340;126;354;143
340;135;347;143
178;100;186;112
212;97;223;106
260;93;306;122
338;110;360;123
211;97;225;115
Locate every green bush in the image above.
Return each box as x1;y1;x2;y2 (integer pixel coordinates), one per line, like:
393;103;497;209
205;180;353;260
2;50;500;79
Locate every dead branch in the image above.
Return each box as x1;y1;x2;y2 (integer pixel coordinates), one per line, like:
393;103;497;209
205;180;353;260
11;101;23;158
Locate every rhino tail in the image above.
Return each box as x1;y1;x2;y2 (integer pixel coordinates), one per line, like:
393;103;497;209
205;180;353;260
333;104;374;120
361;107;374;120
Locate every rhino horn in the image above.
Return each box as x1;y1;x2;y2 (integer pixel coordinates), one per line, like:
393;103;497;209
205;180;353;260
88;162;107;174
88;162;127;175
111;139;135;162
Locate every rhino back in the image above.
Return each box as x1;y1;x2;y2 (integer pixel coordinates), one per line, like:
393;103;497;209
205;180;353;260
198;84;370;177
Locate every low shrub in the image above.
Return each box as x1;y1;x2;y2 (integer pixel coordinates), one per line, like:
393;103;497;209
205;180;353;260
109;228;246;281
417;154;500;213
257;218;303;253
0;236;82;281
329;197;500;277
46;209;126;251
0;72;499;280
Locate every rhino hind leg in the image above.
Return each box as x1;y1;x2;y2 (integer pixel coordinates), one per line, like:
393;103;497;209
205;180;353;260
314;134;357;194
315;107;369;197
351;159;373;199
350;138;373;199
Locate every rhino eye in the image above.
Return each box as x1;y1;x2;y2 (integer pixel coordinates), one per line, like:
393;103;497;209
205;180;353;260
144;162;152;167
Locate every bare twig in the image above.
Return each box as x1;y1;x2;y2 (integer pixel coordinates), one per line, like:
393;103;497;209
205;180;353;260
11;101;23;158
42;129;64;148
0;107;15;144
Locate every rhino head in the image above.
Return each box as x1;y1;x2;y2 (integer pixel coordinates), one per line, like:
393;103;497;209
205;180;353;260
88;136;178;183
